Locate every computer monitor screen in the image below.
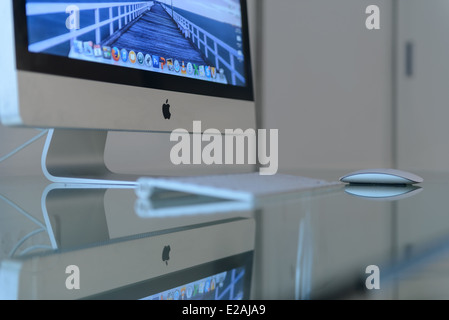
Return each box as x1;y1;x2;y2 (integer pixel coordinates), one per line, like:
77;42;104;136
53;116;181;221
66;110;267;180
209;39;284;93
3;0;255;132
12;0;253;107
25;0;248;88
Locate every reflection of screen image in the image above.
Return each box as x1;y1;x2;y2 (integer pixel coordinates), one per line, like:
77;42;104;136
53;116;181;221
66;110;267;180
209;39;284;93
86;251;254;300
26;0;246;86
141;267;246;300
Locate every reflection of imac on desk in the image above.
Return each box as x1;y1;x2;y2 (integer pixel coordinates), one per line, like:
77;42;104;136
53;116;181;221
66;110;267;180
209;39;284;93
0;184;255;299
1;0;255;184
40;183;254;250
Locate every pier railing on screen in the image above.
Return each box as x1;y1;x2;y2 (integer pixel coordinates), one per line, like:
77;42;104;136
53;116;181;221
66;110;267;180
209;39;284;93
27;1;154;52
161;3;245;86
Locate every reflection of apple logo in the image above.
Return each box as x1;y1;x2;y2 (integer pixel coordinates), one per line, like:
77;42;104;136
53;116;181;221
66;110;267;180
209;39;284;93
162;99;171;119
162;245;171;265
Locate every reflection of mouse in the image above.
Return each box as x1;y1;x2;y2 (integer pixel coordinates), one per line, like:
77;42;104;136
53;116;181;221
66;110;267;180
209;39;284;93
339;169;423;185
344;185;423;201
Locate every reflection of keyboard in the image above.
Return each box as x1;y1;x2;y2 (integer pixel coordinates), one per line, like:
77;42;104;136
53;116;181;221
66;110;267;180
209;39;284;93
136;172;342;202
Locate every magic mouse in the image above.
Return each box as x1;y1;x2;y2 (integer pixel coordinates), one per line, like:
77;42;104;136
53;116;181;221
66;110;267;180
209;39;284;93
339;168;423;185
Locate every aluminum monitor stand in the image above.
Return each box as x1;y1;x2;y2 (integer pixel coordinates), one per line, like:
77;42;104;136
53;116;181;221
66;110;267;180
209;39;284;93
41;129;142;185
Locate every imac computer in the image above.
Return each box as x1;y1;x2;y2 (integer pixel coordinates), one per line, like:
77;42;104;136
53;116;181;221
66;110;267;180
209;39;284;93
0;0;256;184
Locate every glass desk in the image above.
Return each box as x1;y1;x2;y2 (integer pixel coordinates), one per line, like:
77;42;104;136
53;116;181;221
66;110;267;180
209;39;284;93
1;170;449;300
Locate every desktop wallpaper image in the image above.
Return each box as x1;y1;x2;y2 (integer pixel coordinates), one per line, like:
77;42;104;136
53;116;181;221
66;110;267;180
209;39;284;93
26;0;247;86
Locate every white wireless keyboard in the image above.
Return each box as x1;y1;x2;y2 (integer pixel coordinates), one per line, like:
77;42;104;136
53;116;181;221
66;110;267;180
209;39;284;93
136;172;342;202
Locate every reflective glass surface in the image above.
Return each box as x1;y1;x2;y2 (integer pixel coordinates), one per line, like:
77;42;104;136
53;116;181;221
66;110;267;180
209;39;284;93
1;170;448;300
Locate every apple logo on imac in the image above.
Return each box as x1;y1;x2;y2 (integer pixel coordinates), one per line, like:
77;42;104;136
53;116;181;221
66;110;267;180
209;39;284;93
162;245;171;265
162;99;171;119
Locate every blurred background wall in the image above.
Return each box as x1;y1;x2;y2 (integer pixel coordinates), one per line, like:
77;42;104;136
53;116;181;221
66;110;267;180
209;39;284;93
259;0;394;172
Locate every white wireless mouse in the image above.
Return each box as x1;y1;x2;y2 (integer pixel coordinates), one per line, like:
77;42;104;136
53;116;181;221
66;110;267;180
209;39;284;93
339;168;423;185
